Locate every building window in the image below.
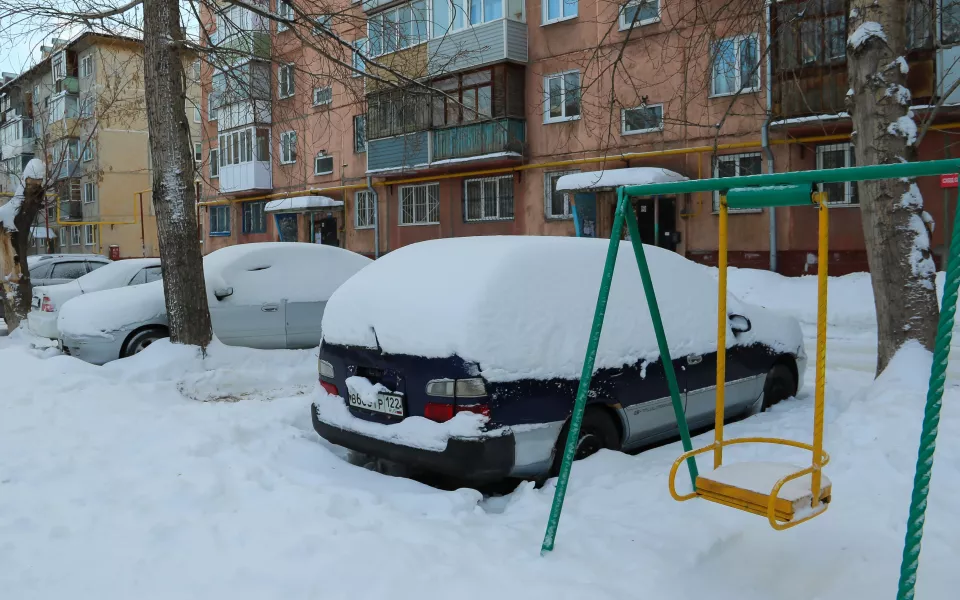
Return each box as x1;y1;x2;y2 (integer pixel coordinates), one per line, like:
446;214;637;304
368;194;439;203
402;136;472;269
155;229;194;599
194;142;203;162
368;0;429;57
464;175;514;221
313;86;333;106
943;0;960;45
399;182;440;225
355;190;375;229
279;64;295;98
242;201;267;233
354;114;367;153
192;60;201;81
313;15;333;34
713;152;763;212
277;1;294;31
711;35;760;96
352;39;367;77
84;225;95;246
218;128;269;165
545;171;577;219
314;152;334;175
193;106;202;122
208;94;218;121
817;143;858;205
79;54;94;78
70;226;81;245
280;130;297;164
83;182;96;204
619;0;659;29
82;142;94;162
621;103;664;134
432;0;469;38
79;95;94;119
58;227;66;247
210;149;219;178
209;205;230;235
543;0;577;24
544;71;580;123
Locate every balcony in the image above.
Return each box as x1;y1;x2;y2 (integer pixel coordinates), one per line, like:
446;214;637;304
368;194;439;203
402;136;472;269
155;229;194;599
57;76;79;94
220;160;272;194
427;19;528;76
432;118;524;162
217;100;271;131
53;159;80;181
367;131;430;172
59;200;82;221
0;117;34;158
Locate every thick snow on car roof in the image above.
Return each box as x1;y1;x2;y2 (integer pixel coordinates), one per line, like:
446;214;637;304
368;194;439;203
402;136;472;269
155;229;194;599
76;258;161;293
322;236;802;382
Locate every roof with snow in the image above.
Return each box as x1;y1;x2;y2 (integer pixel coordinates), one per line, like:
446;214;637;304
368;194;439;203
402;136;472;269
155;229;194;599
265;196;344;213
556;168;688;192
321;236;801;382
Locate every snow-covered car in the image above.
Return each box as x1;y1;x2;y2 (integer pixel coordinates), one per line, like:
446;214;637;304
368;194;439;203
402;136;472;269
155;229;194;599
27;258;162;339
57;243;372;364
312;236;808;484
0;254;111;320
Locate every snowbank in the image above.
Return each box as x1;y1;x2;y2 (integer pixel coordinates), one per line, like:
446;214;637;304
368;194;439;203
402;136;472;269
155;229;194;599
556;167;687;191
322;237;802;382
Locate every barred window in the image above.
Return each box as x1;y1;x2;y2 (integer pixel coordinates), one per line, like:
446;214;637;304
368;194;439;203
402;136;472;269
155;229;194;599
817;143;858;205
399;183;439;225
355;190;375;229
464;175;514;221
545;171;577;219
714;153;762;212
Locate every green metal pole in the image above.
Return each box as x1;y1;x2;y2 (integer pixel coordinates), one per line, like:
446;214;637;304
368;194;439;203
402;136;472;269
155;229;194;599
895;191;960;600
540;189;628;556
624;198;699;489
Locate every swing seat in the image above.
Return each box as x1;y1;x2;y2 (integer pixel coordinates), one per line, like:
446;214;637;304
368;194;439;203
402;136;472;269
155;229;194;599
696;461;831;524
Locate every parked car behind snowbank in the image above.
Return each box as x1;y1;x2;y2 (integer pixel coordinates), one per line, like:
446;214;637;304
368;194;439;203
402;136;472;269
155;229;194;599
28;258;162;339
58;243;371;364
312;236;807;484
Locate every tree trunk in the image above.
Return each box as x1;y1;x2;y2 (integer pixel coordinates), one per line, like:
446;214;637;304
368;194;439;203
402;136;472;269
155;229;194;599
848;1;939;374
142;0;212;348
0;176;45;330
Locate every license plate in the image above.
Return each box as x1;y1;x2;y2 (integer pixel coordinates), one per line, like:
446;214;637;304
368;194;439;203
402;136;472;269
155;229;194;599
348;390;405;417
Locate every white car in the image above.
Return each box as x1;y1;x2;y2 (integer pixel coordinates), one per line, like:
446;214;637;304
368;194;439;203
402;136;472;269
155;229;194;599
28;259;162;339
58;243;372;364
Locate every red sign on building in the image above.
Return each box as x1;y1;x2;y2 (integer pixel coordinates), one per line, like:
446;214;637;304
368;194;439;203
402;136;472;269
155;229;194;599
941;174;959;188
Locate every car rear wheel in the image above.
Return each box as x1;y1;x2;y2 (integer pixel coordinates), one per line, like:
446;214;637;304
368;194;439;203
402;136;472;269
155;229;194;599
122;327;168;358
549;407;620;475
761;363;796;411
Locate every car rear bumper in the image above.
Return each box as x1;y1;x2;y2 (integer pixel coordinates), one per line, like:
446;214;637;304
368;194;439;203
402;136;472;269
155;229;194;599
311;403;517;484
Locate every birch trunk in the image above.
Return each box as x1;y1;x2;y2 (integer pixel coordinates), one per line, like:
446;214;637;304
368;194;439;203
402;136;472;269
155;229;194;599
142;0;212;348
847;0;939;374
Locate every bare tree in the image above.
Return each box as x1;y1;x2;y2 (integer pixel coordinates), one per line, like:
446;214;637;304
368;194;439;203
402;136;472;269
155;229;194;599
0;159;44;330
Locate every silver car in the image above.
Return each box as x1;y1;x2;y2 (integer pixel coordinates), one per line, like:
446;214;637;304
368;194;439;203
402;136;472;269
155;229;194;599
0;254;111;320
56;243;372;364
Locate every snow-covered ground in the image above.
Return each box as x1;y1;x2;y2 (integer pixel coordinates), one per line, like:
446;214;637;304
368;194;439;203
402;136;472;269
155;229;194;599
1;269;958;599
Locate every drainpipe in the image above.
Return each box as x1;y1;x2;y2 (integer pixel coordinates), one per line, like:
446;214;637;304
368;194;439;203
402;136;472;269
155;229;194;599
367;175;380;258
762;0;778;272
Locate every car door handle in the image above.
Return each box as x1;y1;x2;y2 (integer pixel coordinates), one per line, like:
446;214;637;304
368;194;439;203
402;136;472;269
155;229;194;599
687;355;702;365
261;304;279;312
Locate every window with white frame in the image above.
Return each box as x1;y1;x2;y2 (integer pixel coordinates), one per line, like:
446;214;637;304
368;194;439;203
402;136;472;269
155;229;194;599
280;130;297;164
242;201;267;233
52;52;66;81
355;190;375;229
619;0;660;30
84;225;95;246
544;170;577;219
544;71;581;123
194;106;202;122
354;114;367;153
313;86;333;106
82;142;94;162
194;142;203;162
711;35;760;96
817;143;858;205
713;153;763;212
315;152;334;175
79;95;94;119
192;60;201;81
80;54;94;78
218;128;270;165
277;1;294;31
210;149;219;178
58;227;66;247
544;0;577;24
208;93;218;121
432;0;468;38
352;39;366;77
622;103;664;134
313;14;333;34
464;175;514;221
83;182;96;204
71;226;81;245
279;64;295;98
368;0;429;57
209;205;230;235
399;182;439;225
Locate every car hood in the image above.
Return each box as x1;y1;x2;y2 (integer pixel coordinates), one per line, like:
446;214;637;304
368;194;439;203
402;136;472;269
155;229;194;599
58;280;167;338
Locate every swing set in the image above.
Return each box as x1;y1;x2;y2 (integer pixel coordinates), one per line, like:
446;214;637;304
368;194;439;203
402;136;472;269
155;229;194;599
544;158;960;600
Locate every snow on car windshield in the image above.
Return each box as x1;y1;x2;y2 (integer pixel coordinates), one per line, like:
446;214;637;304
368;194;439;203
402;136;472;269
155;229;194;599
322;236;802;382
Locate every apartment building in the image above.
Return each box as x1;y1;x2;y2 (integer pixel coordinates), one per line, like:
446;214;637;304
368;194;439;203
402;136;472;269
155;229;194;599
199;0;960;275
0;33;203;258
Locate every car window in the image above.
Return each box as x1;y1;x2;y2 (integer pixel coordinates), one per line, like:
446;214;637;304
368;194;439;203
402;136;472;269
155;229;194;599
87;261;108;273
51;261;88;280
144;266;163;283
127;269;147;286
29;263;53;280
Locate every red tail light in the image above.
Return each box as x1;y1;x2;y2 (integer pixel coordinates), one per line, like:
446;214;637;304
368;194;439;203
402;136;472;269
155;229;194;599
456;404;490;417
41;296;55;312
424;402;455;423
320;381;339;396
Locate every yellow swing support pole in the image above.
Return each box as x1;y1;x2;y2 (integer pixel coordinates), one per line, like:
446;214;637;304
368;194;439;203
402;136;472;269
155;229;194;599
715;196;728;469
811;195;829;505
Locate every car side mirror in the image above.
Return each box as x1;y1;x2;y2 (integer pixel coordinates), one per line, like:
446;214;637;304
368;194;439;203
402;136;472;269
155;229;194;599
214;287;234;300
729;314;752;335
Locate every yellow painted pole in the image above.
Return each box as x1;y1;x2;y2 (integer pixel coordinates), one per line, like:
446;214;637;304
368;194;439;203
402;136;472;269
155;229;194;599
714;195;728;469
811;194;829;505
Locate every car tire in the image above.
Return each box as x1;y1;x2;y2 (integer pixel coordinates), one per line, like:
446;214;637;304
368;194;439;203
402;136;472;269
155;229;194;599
122;327;168;358
761;363;796;411
549;407;620;476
